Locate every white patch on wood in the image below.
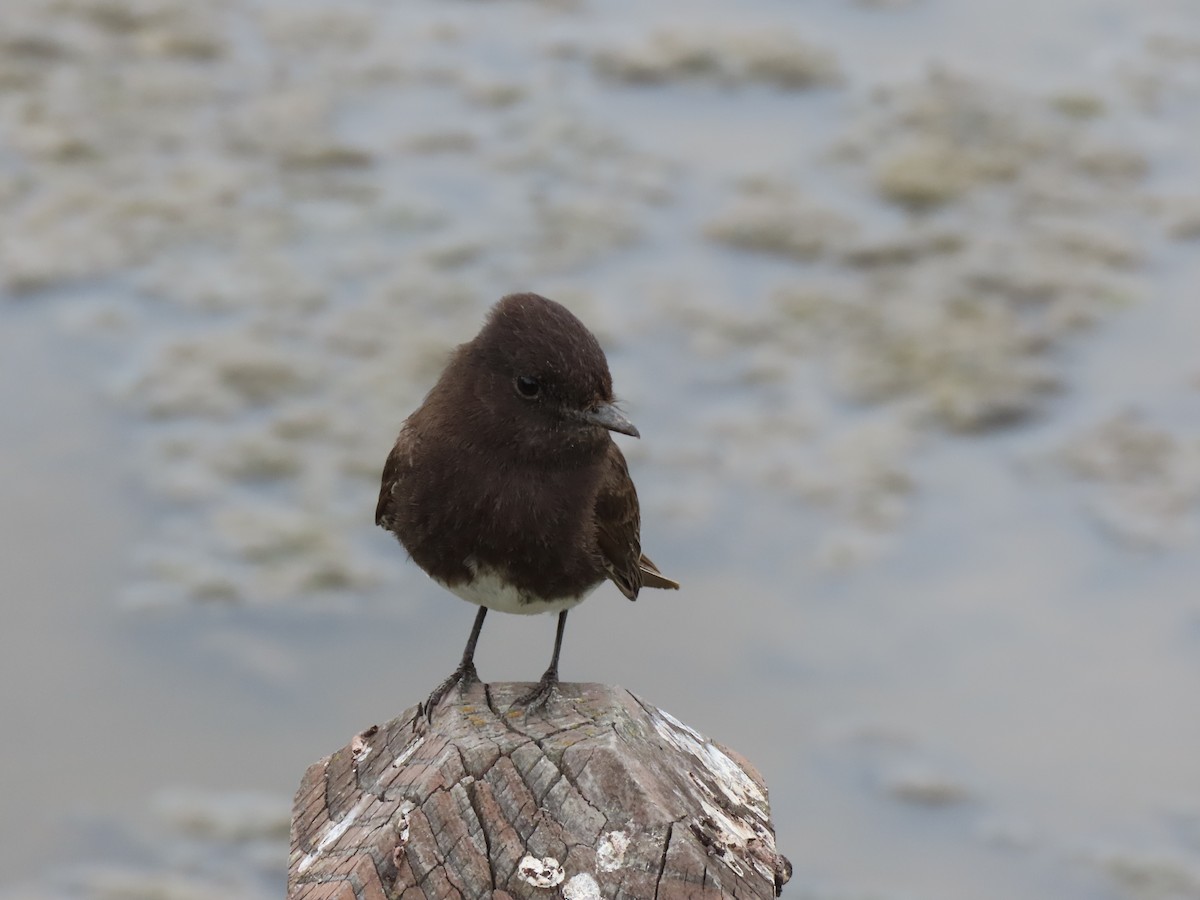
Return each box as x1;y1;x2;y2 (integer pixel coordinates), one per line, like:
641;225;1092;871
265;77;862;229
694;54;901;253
391;735;425;768
517;854;565;888
296;734;426;876
562;872;602;899
655;707;706;744
439;560;595;615
654;708;767;807
351;730;373;763
394;800;415;846
649;706;778;885
596;830;630;871
295;793;374;874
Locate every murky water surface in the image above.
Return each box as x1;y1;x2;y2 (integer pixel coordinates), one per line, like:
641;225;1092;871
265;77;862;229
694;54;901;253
2;0;1198;897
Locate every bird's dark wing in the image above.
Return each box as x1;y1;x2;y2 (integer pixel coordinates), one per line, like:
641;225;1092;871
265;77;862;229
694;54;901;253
595;443;679;599
375;428;415;529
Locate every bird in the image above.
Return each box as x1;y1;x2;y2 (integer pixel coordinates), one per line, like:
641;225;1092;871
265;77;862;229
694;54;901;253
376;292;678;718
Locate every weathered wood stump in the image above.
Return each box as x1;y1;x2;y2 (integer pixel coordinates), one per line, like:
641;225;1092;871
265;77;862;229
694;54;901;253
288;682;790;899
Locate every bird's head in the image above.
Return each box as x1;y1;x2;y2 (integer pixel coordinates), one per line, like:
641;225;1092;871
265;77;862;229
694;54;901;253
459;293;639;460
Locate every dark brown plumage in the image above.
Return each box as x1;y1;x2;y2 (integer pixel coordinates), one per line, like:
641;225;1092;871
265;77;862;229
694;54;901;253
376;292;677;716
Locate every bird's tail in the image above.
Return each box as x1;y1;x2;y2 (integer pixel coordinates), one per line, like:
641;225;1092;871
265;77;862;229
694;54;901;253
638;554;680;591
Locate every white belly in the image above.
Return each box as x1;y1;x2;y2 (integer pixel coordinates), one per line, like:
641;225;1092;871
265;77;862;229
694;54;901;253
438;562;598;615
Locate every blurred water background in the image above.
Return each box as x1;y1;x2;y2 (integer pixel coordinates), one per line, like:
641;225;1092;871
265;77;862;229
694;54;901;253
1;0;1199;897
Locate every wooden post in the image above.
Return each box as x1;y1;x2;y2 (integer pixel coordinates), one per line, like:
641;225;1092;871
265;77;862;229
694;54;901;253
288;682;791;899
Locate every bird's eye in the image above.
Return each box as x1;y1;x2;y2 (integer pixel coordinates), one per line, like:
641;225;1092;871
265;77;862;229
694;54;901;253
514;375;541;399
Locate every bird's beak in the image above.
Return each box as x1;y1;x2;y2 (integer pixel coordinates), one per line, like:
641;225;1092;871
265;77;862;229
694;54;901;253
582;402;640;438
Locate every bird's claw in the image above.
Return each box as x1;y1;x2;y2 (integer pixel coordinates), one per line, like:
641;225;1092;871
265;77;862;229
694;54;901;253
510;670;559;715
423;662;480;723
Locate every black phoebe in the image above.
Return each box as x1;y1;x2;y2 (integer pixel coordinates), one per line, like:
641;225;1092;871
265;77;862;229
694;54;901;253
376;292;678;717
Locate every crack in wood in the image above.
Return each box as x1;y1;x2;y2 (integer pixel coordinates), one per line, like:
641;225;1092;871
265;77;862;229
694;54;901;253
464;780;497;892
653;821;674;900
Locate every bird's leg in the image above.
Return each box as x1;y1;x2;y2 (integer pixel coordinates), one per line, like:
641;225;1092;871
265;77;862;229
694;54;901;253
423;606;488;722
512;609;567;713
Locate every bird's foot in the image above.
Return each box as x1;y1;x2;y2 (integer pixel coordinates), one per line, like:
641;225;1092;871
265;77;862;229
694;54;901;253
510;668;559;715
421;662;480;723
